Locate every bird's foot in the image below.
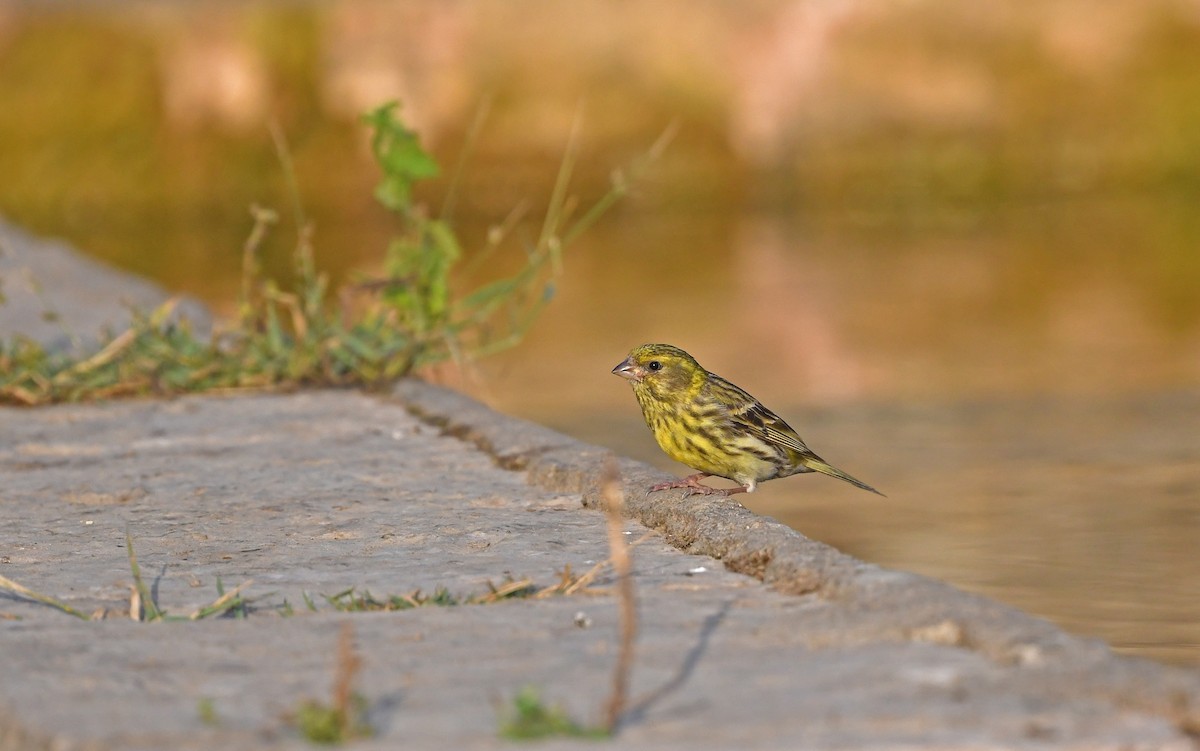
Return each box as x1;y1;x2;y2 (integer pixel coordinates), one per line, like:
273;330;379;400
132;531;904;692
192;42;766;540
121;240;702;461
649;473;733;496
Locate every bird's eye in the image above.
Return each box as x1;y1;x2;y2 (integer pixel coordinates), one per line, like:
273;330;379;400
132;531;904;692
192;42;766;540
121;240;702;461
648;361;662;371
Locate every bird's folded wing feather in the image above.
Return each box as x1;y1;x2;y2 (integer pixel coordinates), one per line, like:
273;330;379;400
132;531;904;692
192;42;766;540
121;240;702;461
727;398;814;456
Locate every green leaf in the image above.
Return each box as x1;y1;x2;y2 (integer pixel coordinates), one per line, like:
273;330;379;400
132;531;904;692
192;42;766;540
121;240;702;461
363;101;440;213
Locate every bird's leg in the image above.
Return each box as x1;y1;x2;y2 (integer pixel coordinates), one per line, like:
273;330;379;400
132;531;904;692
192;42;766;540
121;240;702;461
650;473;726;496
723;478;755;495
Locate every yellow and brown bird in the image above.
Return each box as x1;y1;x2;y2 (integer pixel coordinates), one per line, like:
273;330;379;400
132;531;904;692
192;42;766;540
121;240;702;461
612;343;882;497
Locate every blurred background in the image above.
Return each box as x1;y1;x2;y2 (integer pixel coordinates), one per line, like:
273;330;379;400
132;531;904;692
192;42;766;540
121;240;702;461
0;1;1197;665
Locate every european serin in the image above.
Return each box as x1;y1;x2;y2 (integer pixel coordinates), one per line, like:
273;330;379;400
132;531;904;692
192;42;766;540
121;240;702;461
612;343;883;497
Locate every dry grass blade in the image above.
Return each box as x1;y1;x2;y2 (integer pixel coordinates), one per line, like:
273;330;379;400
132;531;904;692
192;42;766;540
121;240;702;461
50;326;137;384
533;558;608;599
475;577;535;603
0;574;93;620
537;100;585;269
333;621;363;723
533;532;654;599
188;580;254;620
3;385;39;405
396;591;422;609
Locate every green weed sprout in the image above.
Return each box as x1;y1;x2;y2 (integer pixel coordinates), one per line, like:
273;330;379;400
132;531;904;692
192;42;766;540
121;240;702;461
499;687;608;741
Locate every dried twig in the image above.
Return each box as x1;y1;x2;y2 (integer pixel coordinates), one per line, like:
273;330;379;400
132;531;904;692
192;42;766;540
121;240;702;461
601;455;637;733
332;622;364;728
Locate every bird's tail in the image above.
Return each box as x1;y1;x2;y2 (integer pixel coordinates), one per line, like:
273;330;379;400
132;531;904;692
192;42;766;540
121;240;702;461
803;457;886;497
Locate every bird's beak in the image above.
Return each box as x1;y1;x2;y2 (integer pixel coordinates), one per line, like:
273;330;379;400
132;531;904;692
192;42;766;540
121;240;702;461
612;356;642;383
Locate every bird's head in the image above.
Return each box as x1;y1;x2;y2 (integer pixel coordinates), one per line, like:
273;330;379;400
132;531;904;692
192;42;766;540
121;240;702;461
612;343;706;399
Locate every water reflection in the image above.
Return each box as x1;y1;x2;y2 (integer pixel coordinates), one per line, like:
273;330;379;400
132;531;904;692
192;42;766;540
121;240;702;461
731;218;869;400
481;203;1200;412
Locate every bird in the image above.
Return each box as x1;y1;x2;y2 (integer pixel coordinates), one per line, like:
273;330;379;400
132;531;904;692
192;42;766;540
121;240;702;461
612;343;883;497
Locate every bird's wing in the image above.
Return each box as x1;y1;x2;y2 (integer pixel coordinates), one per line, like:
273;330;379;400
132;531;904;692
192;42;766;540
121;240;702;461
710;375;815;456
739;402;815;455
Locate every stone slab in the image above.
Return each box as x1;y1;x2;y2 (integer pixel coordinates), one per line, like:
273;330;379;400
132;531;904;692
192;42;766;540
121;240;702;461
0;387;1197;750
0;217;210;354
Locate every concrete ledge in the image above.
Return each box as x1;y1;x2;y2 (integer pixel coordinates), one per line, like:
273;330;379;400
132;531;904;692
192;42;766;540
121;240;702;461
0;217;210;354
393;378;1200;734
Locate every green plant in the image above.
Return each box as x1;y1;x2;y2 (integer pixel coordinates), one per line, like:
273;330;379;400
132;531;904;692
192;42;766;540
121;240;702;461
499;687;608;741
197;697;219;727
315;577;540;612
0;103;671;405
293;623;373;744
307;563;630;614
0;533;254;622
125;533;254;622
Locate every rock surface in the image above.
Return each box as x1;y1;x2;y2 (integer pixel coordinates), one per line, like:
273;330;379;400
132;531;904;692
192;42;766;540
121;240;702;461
1;386;1198;750
0;218;209;354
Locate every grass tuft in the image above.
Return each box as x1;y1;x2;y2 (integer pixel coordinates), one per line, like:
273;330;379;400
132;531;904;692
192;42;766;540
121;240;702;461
0;102;670;405
124;533;254;622
315;576;540;612
197;697;219;727
126;530;164;622
498;687;608;741
307;561;648;614
0;534;254;622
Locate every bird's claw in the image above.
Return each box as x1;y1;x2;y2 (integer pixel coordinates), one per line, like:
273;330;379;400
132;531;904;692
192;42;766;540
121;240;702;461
649;480;730;497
